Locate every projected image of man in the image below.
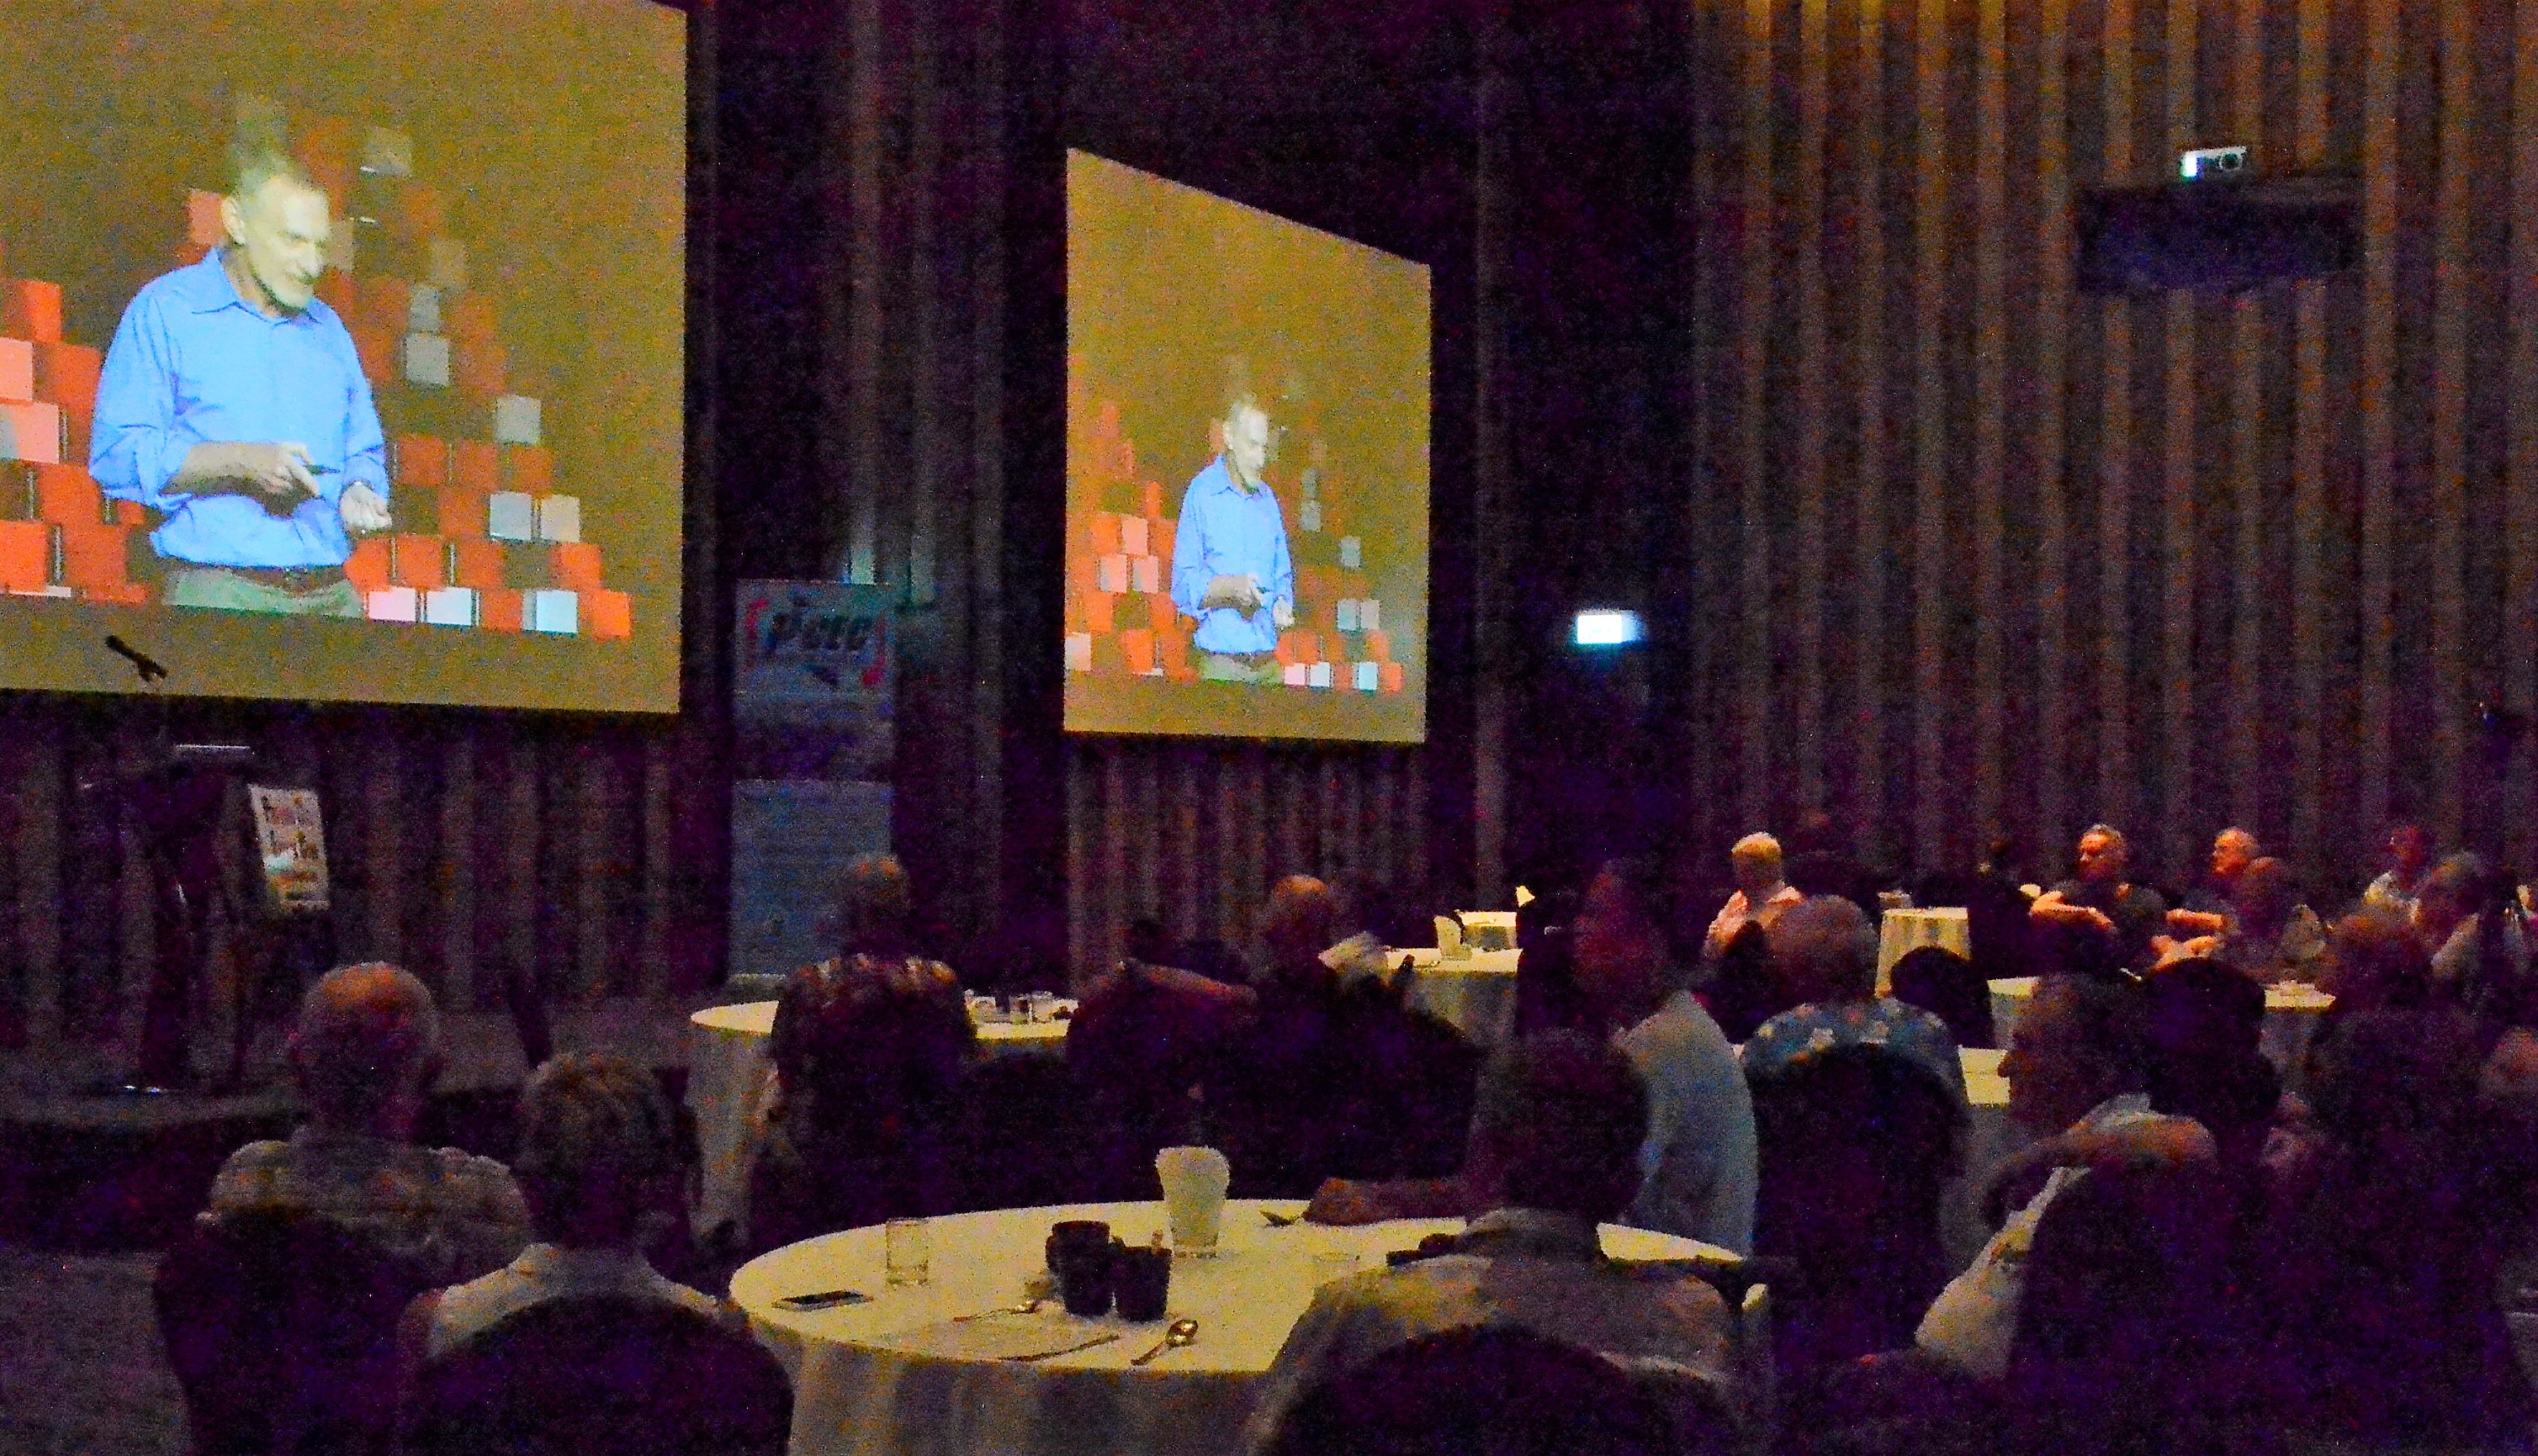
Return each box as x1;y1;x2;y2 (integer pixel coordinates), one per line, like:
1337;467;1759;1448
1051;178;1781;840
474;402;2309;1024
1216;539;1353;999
1169;394;1294;684
91;142;391;617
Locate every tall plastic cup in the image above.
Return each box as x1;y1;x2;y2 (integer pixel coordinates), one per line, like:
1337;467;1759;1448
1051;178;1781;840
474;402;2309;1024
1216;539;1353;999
1154;1146;1231;1257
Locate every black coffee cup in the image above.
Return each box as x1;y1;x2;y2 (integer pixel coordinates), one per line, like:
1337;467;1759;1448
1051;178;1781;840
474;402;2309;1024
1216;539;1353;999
1047;1220;1112;1274
1112;1243;1171;1321
1054;1240;1115;1317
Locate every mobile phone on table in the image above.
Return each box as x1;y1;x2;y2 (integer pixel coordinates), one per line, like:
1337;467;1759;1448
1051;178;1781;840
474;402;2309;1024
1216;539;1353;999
775;1288;870;1310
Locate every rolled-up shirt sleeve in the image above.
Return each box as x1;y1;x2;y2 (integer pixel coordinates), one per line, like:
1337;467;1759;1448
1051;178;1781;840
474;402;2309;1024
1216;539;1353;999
90;289;195;510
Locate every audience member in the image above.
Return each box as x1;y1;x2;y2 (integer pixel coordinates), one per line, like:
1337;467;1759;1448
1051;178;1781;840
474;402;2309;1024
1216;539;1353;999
1244;1031;1735;1455
2258;1004;2534;1446
1963;834;2041;985
2360;822;2435;918
1915;976;2212;1380
205;963;530;1284
750;853;975;1252
1069;917;1257;1195
1207;876;1479;1197
2135;959;2280;1167
1742;896;1968;1107
2212;857;2325;982
2164;826;2261;939
1703;833;1801;961
402;1053;727;1363
2310;907;2434;1017
2416;852;2532;1002
1308;858;1758;1254
2028;825;2168;975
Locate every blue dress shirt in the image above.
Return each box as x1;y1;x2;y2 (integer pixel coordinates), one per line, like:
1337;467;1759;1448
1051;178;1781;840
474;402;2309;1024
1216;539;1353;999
1169;457;1293;655
90;250;388;569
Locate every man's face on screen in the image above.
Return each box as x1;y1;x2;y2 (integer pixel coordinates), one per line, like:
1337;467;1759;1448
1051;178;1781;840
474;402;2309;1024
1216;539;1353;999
225;178;331;313
1224;405;1270;486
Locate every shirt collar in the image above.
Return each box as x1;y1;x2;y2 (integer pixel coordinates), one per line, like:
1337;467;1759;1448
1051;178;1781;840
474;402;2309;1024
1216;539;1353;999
2073;1092;2155;1131
1203;455;1266;500
182;247;321;325
1460;1207;1606;1262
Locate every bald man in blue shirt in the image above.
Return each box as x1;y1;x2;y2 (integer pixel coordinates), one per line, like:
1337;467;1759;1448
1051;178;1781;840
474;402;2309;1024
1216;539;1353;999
92;146;391;617
1168;394;1294;684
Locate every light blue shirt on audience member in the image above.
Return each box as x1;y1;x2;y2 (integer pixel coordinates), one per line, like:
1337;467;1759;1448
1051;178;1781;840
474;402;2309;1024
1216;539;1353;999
90;249;387;569
1169;456;1292;655
1617;990;1759;1255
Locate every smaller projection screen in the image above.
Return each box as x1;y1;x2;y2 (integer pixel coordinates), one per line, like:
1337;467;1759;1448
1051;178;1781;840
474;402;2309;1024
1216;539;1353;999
0;0;685;712
1064;151;1430;743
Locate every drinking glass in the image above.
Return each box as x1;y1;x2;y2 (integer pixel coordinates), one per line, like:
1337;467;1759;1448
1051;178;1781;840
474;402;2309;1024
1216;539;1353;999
885;1216;931;1286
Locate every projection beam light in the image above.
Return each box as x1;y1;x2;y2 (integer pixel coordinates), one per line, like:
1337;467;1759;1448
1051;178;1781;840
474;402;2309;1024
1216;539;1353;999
1572;610;1644;648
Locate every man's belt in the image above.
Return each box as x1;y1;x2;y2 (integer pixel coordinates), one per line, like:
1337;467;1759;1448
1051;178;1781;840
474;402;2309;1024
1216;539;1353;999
186;564;349;592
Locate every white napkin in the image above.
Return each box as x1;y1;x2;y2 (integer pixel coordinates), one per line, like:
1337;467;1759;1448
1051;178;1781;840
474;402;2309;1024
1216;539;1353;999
878;1312;1121;1363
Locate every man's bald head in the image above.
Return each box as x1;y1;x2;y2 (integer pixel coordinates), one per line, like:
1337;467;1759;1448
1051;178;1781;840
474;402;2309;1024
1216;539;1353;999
289;963;441;1133
1263;875;1340;985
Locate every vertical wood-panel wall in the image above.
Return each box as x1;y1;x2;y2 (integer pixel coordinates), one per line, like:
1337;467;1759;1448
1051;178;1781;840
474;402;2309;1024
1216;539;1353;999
1684;0;2538;892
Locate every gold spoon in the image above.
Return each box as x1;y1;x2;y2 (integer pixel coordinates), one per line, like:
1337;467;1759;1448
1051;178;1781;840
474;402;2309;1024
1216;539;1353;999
1130;1317;1200;1366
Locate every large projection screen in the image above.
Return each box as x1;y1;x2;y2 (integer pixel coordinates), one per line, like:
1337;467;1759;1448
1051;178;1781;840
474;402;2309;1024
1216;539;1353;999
1064;150;1430;743
0;0;685;712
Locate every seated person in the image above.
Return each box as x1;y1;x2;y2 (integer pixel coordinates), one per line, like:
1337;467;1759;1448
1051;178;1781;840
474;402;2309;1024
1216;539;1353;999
2415;852;2535;1020
1307;858;1757;1255
404;1052;729;1363
2360;823;2435;919
1703;833;1802;962
1207;877;1479;1197
206;963;530;1284
1243;1030;1736;1455
1069;917;1257;1194
2027;824;2168;976
2155;856;2324;982
1915;975;2212;1380
2161;827;2261;940
2311;906;2435;1018
750;854;975;1252
1741;896;1968;1106
2136;958;2280;1167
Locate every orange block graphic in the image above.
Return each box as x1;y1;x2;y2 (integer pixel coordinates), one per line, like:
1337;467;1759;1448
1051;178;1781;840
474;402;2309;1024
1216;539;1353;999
0;338;32;403
1119;629;1156;674
113;500;146;527
34;342;101;415
452;441;499;494
478;587;524;633
1;280;62;342
315;270;355;316
1089;513;1122;555
453;339;506;400
1362;630;1392;664
500;447;553;495
356;278;411;336
583;588;633;640
548;542;604;592
445;293;497;343
394;435;448;489
436;490;488;539
351;327;395;384
0;521;49;590
1381;663;1405;693
56;524;128;588
1082;592;1116;634
82;582;151;606
450;537;506;590
345;538;393;593
33;464;102;524
389;534;447;589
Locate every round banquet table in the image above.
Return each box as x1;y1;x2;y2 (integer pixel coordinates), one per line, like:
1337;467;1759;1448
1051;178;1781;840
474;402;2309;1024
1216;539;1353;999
1398;947;1522;1049
1875;907;1972;996
733;1199;1736;1456
686;1000;1072;1239
1989;975;2333;1081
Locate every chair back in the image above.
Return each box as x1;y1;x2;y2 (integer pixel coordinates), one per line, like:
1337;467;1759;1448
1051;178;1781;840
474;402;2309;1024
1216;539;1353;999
153;1209;430;1456
1264;1324;1719;1456
408;1294;792;1456
1889;946;1995;1049
1747;1046;1962;1374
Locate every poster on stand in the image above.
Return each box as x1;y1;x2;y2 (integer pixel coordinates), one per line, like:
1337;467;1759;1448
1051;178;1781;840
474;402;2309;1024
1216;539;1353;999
247;786;331;914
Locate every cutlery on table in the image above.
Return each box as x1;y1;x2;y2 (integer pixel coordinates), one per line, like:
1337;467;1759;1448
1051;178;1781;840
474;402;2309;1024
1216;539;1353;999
1261;1208;1302;1227
952;1300;1042;1321
1006;1332;1121;1362
1130;1318;1201;1367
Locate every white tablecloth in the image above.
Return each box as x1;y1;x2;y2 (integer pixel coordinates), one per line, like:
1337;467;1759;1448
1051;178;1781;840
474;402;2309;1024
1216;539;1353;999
1987;975;2334;1080
686;1001;1072;1238
1947;1047;2021;1272
1875;908;1972;996
1399;947;1523;1048
732;1199;1733;1456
